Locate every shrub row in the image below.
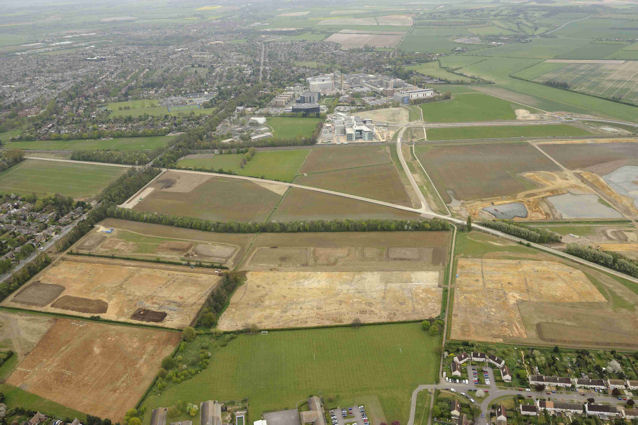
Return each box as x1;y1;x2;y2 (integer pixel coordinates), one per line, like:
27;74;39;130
480;220;561;243
565;244;638;278
108;207;453;234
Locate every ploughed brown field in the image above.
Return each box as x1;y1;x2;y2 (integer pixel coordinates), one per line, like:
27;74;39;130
7;319;179;421
3;256;219;328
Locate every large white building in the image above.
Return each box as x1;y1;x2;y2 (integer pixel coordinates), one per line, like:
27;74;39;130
393;88;435;104
308;75;335;94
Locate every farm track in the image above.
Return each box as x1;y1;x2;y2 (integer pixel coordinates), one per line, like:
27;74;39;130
25;156;638;285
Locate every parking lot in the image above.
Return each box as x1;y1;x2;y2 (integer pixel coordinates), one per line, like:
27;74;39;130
328;405;369;425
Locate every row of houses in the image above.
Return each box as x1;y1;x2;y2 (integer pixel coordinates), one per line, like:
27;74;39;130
529;375;638;390
451;352;512;383
521;401;638;419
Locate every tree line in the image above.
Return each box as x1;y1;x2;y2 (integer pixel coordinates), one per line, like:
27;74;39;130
0;149;24;172
565;244;638;278
480;221;562;244
197;271;246;328
107;207;453;233
71;149;157;165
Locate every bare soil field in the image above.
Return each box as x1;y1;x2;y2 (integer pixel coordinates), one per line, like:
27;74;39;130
451;258;638;347
0;312;54;361
417;142;560;202
538;140;638;171
242;231;451;271
301;144;391;174
271;188;420;222
132;171;281;222
218;270;441;330
356;108;410;124
7;319;179;421
318;17;377;26
376;15;413;26
325;30;404;49
3;257;220;328
295;163;414;207
75;218;253;268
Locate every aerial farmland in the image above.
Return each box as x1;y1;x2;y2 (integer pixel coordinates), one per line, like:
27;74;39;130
1;0;638;424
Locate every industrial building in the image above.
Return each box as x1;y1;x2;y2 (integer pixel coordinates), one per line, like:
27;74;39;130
393;88;436;104
307;75;335;94
297;91;320;104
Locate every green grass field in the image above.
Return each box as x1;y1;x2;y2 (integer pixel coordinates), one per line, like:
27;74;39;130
5;135;176;152
406;62;474;83
0;159;127;198
177;149;310;182
141;323;440;425
426;124;590;140
267;117;323;139
107;100;215;118
0;384;87;420
420;93;520;122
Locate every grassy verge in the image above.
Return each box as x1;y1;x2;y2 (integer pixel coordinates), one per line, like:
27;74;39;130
413;390;431;425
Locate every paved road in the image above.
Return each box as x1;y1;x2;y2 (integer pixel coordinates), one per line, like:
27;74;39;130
396;127;430;213
24;156;638;285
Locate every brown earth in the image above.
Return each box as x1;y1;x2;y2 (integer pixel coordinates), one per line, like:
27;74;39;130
133;171;281;222
76;218;252;268
131;308;167;323
0;312;54;361
418;142;560;203
3;257;220;329
241;231;450;271
450;258;638;347
11;283;65;307
218;270;441;330
466;170;601;220
325;30;404;49
7;319;179;421
538;140;638;170
51;295;108;314
271;188;420;222
300;144;392;174
295;163;415;207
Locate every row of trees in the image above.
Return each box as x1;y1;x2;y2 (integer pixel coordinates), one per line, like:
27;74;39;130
71;150;155;165
197;272;246;328
12;127;170;142
565;244;638;278
0;254;51;301
107;207;453;234
480;220;562;243
239;147;256;168
0;149;24;172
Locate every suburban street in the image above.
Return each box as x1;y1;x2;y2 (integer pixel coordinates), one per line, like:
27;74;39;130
408;378;627;425
0;212;87;284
